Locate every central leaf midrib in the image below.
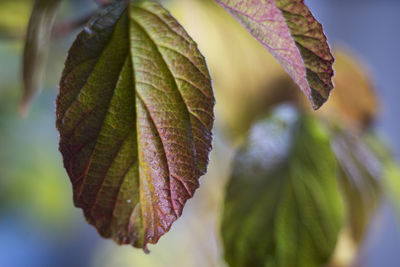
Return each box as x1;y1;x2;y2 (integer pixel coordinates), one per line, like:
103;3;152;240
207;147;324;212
129;8;196;218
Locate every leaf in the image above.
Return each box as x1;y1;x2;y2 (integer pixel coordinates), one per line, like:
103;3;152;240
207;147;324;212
318;49;379;130
363;135;400;224
215;0;334;109
221;111;343;267
331;128;382;244
56;0;214;249
21;0;61;115
384;161;400;220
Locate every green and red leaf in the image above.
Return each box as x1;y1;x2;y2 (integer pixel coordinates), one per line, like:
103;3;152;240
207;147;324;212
215;0;334;109
56;0;214;249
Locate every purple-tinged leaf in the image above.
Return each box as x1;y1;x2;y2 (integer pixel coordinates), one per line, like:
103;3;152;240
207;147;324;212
215;0;334;109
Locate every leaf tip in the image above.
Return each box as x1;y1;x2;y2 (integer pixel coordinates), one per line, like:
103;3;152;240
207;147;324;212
142;245;150;254
310;87;333;110
18;94;32;117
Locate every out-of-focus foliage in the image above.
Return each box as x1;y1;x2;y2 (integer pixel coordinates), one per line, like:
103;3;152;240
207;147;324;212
21;0;61;115
173;4;395;262
316;50;384;267
0;7;79;233
329;133;400;267
364;135;400;223
331;129;382;244
384;161;400;220
222;110;344;267
0;75;76;236
327;128;382;267
318;49;379;131
0;0;32;39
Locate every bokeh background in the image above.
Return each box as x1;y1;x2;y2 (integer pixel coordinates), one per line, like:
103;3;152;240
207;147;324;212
0;0;399;266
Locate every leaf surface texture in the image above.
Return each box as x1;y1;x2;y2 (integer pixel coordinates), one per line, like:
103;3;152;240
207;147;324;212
56;0;214;248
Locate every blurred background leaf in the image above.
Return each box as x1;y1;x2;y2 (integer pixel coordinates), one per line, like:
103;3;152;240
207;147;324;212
0;0;32;40
331;128;382;244
221;109;344;267
364;135;400;225
328;128;383;267
21;0;61;115
383;161;400;222
317;49;379;132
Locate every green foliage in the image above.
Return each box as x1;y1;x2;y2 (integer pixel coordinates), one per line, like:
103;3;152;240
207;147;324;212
222;112;344;267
